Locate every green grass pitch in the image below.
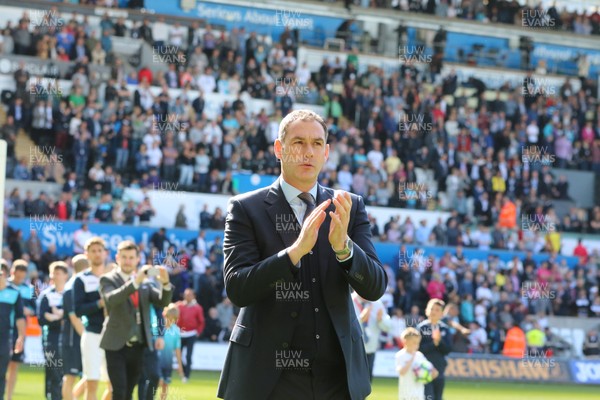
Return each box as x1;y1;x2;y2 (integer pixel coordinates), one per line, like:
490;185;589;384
11;366;599;399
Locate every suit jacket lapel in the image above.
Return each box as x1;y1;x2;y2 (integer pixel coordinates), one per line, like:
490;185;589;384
265;178;300;249
112;271;134;310
316;184;336;283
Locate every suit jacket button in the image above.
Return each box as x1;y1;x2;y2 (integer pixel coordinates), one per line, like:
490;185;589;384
291;311;298;318
282;342;289;348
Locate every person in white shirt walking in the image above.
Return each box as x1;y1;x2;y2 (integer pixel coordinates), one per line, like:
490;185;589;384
352;292;391;381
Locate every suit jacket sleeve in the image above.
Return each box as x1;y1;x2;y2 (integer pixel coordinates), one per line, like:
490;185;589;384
223;197;297;307
99;275;136;312
340;195;387;301
148;283;173;309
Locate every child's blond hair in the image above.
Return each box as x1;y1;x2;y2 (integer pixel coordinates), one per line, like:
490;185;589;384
401;327;421;341
163;303;180;321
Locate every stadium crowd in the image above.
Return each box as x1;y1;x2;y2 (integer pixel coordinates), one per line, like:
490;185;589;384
43;0;600;38
344;0;600;37
1;8;600;236
0;4;600;398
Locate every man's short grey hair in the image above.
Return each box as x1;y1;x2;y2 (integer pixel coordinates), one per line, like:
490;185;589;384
278;110;328;143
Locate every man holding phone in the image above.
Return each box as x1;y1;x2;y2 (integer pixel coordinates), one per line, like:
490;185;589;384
99;240;173;400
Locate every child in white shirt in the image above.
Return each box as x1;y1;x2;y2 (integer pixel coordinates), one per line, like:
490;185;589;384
396;327;438;400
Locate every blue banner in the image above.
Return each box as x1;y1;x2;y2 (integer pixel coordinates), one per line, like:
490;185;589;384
8;219;579;268
8;218;220;258
441;32;600;78
232;173;277;194
532;43;600;79
144;0;345;47
570;360;600;385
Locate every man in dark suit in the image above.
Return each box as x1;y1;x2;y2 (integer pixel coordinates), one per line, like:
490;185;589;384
99;240;173;400
8;97;29;129
217;110;387;400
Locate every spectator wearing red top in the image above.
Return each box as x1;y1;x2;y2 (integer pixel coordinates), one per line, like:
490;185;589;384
55;192;72;220
573;238;589;264
427;273;446;301
138;66;153;86
177;288;205;381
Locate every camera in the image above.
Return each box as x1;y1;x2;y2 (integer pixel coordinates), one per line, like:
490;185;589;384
146;266;159;277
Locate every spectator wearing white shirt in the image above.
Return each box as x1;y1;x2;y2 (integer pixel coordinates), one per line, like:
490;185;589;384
73;223;94;254
389;308;407;348
337;164;353;191
203;120;223;145
137;83;154;111
197;67;217;94
168;22;186;48
143;130;161;150
195;147;211;190
526;120;539;144
147;141;163;168
367;140;384;169
152;16;169;47
477;226;492;250
468;321;488;353
352;292;391;381
191;249;211;294
281;49;297;73
191;249;210;275
474;299;488;328
295;62;311;86
88;162;105;192
415;220;431;246
267;43;284;68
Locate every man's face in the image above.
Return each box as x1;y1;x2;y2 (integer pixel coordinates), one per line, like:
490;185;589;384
428;304;443;321
12;270;26;284
116;249;140;275
274;120;329;188
184;289;195;302
51;268;68;286
85;244;106;267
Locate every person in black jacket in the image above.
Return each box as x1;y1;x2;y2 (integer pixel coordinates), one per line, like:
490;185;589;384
38;261;69;400
417;298;452;400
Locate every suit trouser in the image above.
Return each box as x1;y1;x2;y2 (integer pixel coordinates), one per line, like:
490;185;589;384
105;343;145;400
0;339;9;400
44;338;63;400
267;368;351;400
181;336;195;379
138;347;159;400
366;353;375;382
425;374;445;400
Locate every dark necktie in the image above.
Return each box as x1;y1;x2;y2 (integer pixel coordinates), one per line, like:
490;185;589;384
297;192;315;223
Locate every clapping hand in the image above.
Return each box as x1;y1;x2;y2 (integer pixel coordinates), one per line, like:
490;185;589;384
432;327;441;345
288;199;332;265
328;191;352;252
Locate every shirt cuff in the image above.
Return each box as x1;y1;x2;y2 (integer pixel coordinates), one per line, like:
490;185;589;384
162;283;173;291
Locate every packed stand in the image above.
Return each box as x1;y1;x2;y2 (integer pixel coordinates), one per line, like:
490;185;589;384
339;0;600;37
1;9;599;253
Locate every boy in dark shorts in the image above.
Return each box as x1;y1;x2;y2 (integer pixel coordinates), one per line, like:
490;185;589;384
62;254;89;400
38;261;69;400
6;260;34;400
0;260;25;400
